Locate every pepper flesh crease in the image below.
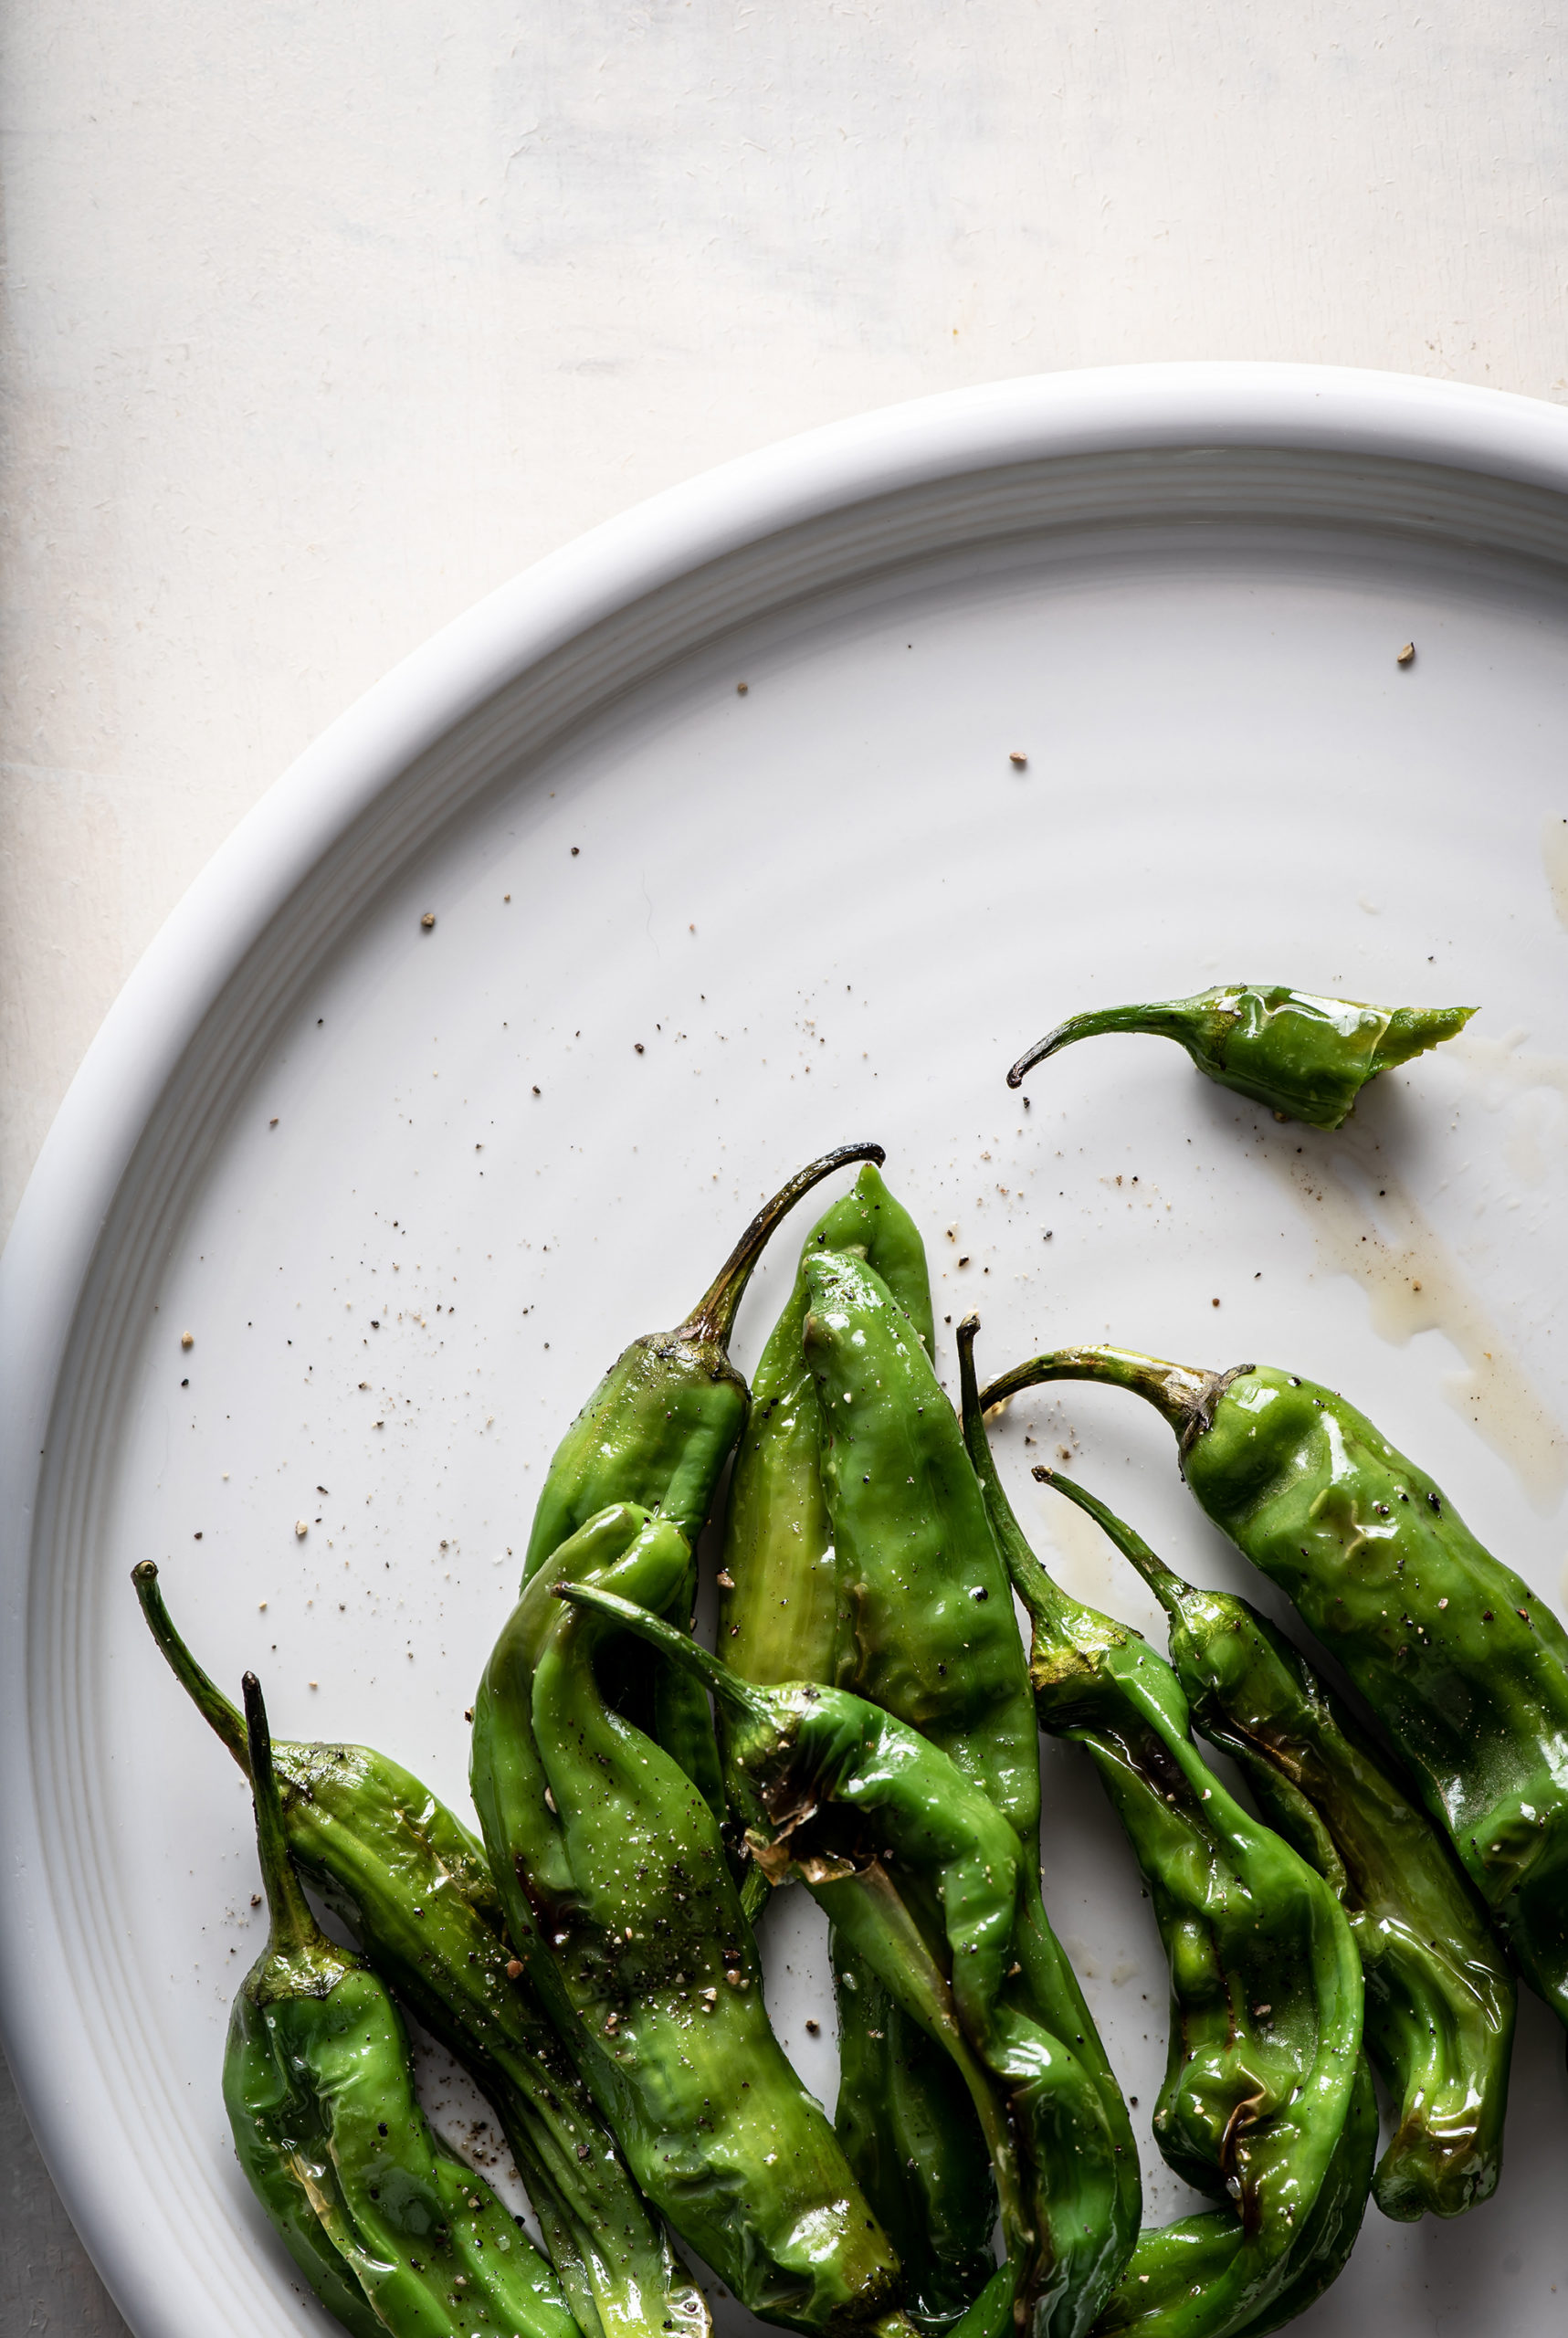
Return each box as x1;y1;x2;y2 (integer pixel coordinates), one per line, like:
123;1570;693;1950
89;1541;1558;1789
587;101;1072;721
956;1322;1370;2338
559;1579;1131;2338
978;1344;1568;2039
226;1670;583;2338
1035;1472;1514;2223
133;1560;702;2338
472;1501;913;2338
721;1164;996;2330
1005;985;1473;1130
521;1140;885;1819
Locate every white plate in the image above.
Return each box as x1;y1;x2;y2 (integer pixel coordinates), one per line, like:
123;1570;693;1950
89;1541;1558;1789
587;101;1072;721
7;363;1568;2338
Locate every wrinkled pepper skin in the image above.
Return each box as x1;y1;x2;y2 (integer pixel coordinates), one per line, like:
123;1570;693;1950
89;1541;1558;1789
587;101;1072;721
957;1327;1369;2338
721;1162;936;1700
563;1584;1131;2338
1042;1485;1515;2222
981;1345;1568;2037
803;1254;1140;2265
133;1564;700;2338
1005;987;1473;1129
720;1169;994;2326
226;1673;582;2338
521;1141;884;1815
472;1503;910;2338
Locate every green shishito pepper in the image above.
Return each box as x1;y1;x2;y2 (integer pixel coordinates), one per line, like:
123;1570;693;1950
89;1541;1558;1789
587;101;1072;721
1005;987;1473;1129
801;1253;1140;2262
132;1564;702;2338
721;1169;995;2329
521;1140;884;1815
226;1670;583;2338
954;1329;1372;2338
558;1583;1130;2338
980;1345;1568;2041
1033;1474;1515;2223
472;1501;910;2338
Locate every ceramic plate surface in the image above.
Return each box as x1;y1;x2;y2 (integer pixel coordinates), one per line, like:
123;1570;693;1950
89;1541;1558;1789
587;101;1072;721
8;364;1568;2338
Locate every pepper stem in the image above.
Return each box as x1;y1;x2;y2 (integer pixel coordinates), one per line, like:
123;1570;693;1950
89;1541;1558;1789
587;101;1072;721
1032;1469;1187;1621
244;1672;320;1960
552;1581;766;1720
131;1561;247;1767
1006;1002;1191;1090
978;1344;1242;1451
679;1141;886;1344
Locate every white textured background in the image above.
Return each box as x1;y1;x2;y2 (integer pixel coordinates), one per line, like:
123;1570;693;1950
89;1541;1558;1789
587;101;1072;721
3;1;1565;2323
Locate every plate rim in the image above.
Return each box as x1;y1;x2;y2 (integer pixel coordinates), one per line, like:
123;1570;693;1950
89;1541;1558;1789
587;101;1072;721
8;357;1568;2331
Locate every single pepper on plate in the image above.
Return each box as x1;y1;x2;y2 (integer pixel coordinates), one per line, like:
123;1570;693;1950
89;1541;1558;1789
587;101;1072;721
1005;986;1474;1129
721;1167;997;2328
957;1323;1373;2338
1036;1469;1514;2222
226;1670;583;2338
133;1562;703;2338
472;1501;913;2338
978;1343;1568;2042
521;1139;885;1815
561;1580;1129;2338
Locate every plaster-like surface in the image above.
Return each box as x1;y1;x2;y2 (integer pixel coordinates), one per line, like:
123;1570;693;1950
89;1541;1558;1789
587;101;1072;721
4;1;1566;1235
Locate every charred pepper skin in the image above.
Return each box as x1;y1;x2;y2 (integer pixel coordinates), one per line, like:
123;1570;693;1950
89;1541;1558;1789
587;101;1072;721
472;1502;912;2338
521;1141;884;1816
957;1326;1370;2338
225;1672;583;2338
721;1169;993;2329
1040;1477;1515;2223
802;1252;1140;2273
1005;987;1473;1130
132;1564;702;2338
522;1143;886;1577
980;1344;1568;2038
560;1583;1130;2338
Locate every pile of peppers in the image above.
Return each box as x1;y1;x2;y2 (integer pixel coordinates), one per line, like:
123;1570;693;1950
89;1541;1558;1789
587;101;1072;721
142;981;1568;2338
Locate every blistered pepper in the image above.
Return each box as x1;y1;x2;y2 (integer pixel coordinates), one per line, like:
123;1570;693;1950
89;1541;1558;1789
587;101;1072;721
133;1561;702;2338
1037;1470;1515;2221
472;1501;911;2337
957;1323;1371;2338
1005;987;1473;1129
521;1141;883;1813
557;1579;1129;2338
226;1671;583;2338
721;1168;994;2327
978;1343;1568;2039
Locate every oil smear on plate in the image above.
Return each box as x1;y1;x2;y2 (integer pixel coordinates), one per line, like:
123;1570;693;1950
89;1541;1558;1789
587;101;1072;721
1255;1109;1568;1513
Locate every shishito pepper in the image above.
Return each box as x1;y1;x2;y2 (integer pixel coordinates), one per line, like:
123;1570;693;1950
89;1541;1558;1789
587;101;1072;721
133;1562;703;2338
801;1253;1140;2265
521;1140;884;1813
225;1670;583;2338
1035;1471;1515;2222
979;1343;1568;2039
556;1580;1129;2338
472;1501;910;2338
721;1170;994;2328
1005;986;1473;1129
954;1324;1371;2338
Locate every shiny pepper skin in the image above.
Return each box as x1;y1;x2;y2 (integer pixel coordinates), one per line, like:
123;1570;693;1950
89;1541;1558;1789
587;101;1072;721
1047;1486;1516;2223
721;1166;995;2330
980;1346;1568;2042
957;1328;1370;2338
133;1564;702;2338
472;1503;911;2338
520;1142;884;1818
1005;986;1473;1129
559;1581;1129;2338
225;1673;582;2338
